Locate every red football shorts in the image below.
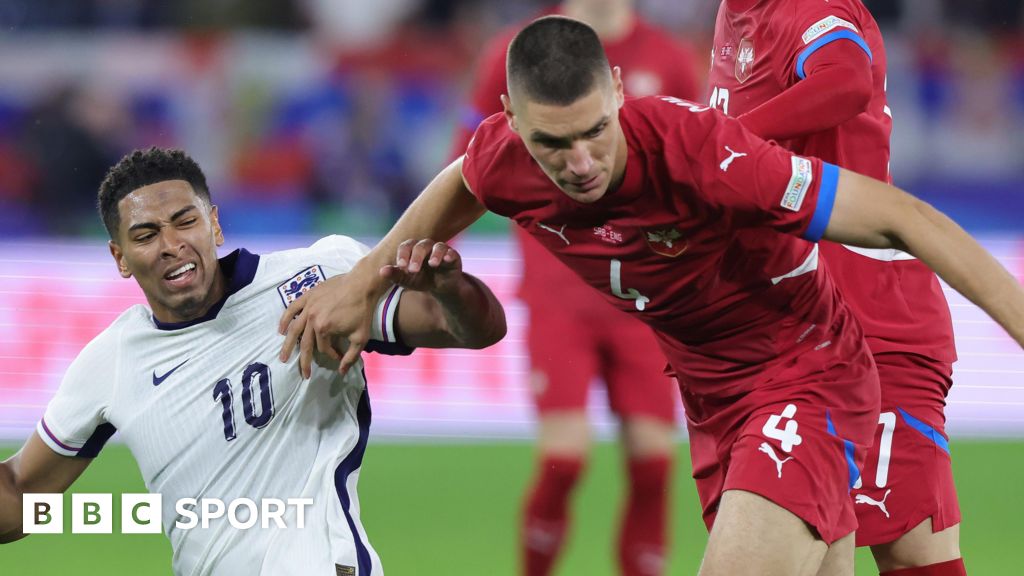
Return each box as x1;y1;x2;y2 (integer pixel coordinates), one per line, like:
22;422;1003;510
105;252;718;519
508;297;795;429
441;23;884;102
682;328;880;545
525;299;677;424
852;353;961;547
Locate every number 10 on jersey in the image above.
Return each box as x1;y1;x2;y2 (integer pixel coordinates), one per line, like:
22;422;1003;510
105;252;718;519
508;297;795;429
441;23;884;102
212;362;276;441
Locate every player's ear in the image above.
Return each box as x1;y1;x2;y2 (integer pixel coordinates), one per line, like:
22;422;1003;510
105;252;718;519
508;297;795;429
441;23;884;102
500;94;518;133
109;240;132;279
611;66;625;108
209;205;224;247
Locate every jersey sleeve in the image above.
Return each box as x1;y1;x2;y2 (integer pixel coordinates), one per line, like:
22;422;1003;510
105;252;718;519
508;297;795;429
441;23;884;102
365;285;414;356
460;113;507;211
38;331;118;458
665;102;839;241
782;3;874;83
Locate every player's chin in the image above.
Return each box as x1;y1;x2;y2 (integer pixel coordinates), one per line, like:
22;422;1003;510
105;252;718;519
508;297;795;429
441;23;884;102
561;186;607;204
165;293;208;322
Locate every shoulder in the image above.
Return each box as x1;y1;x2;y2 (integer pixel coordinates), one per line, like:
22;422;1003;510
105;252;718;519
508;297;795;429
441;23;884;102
785;0;873;40
623;96;719;145
463;113;529;185
260;236;370;278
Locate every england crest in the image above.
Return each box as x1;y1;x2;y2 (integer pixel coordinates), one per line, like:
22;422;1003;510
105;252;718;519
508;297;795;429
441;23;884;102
735;38;755;83
644;227;689;258
277;265;326;307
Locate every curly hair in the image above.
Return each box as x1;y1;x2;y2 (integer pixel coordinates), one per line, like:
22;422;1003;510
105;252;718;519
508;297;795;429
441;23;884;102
98;147;211;238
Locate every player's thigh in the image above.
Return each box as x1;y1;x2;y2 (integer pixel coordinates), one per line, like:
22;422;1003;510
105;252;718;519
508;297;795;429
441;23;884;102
816;532;855;576
870;520;960;573
598;314;678;427
526;304;598;416
701;489;830;576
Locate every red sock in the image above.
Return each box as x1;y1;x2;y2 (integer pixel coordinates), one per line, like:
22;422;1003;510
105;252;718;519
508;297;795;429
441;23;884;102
619;455;672;576
521;455;585;576
881;558;967;576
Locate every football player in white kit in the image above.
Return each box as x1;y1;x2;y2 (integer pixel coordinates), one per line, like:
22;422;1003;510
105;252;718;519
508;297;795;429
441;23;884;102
0;148;508;575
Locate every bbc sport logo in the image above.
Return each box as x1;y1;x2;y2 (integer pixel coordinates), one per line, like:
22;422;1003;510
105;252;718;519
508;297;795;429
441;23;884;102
23;493;314;534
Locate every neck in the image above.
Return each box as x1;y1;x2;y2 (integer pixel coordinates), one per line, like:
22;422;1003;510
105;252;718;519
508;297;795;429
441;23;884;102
562;0;635;41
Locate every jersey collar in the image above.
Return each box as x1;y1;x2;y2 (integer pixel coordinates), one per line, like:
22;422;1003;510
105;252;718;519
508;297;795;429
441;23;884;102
152;248;261;331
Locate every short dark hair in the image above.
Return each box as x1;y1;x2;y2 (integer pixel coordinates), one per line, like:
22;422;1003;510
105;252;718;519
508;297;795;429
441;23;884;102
98;147;210;238
506;16;610;106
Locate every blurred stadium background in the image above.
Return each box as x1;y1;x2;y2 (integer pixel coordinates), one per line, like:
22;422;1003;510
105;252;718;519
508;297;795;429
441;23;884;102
0;0;1022;574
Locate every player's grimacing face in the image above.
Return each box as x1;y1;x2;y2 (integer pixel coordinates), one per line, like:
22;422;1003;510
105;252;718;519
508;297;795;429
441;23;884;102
504;68;627;204
109;180;225;324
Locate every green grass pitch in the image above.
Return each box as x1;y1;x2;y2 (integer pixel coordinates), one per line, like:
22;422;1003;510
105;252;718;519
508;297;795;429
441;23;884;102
1;441;1021;574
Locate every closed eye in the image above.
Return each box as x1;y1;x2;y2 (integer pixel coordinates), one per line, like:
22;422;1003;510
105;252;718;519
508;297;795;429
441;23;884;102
584;123;607;138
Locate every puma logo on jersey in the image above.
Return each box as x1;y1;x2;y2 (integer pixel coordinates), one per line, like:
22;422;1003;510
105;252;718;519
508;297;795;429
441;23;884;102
152;359;189;386
855;489;892;518
719;146;748;172
758;442;794;478
537;222;570;245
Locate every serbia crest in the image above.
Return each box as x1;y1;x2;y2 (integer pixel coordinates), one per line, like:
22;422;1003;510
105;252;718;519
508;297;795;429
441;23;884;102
644;227;688;257
735;37;754;83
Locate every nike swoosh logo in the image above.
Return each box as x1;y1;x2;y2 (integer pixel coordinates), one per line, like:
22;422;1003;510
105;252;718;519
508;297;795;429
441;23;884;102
152;359;189;386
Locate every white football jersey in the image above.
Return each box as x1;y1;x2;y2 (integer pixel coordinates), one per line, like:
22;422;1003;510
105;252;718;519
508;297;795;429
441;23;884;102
38;235;409;576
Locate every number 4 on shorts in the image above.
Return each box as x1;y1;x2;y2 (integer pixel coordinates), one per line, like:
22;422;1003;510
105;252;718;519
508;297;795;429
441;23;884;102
762;404;803;452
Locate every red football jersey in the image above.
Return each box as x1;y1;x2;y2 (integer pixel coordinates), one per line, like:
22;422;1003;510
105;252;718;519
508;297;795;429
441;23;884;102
708;0;956;368
451;12;699;311
463;97;870;399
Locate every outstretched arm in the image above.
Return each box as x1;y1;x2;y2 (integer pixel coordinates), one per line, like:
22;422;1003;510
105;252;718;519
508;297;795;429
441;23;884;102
278;157;488;377
823;168;1024;345
1;433;92;543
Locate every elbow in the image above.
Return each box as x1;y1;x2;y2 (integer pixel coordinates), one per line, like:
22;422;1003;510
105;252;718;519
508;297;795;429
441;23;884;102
882;193;936;254
0;530;27;544
848;84;872;116
465;311;507;350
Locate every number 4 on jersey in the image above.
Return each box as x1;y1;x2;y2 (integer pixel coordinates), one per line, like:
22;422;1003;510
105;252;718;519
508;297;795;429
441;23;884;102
609;259;650;311
762;403;802;452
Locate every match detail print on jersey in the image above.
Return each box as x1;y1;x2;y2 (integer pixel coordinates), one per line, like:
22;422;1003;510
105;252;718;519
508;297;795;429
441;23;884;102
801;15;859;45
780;156;814;212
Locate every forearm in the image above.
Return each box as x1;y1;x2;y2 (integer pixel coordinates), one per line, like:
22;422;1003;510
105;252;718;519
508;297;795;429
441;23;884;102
825;171;1024;346
891;200;1024;346
431;272;507;349
363;158;486;285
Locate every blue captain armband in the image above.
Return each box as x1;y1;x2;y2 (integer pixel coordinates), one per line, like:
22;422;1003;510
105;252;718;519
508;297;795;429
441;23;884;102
802;162;839;242
796;30;873;80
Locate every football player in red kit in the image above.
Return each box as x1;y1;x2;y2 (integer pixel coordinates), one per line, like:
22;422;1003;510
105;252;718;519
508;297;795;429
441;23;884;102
449;2;699;573
707;2;963;574
280;17;1024;575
